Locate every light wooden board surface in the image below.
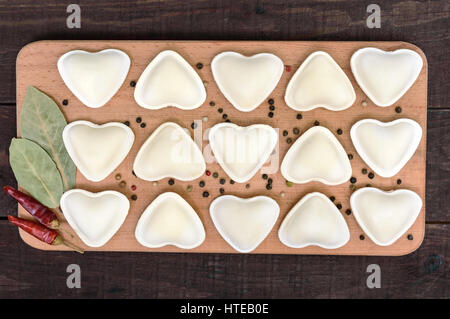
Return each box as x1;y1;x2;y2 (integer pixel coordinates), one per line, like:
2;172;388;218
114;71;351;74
15;41;427;255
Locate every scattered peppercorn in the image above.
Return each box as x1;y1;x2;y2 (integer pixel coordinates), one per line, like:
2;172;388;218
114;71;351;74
187;185;193;192
329;196;335;202
407;234;413;240
348;154;353;160
268;112;274;118
366;184;372;187
262;174;268;180
62;99;69;106
336;203;342;209
136;117;142;123
115;174;121;180
130;81;136;87
230;180;235;184
209;101;215;106
205;170;211;176
219;178;226;185
131;185;137;191
202;191;209;198
286;181;293;187
359;234;365;240
225;119;231;123
293;128;300;135
218;108;223;113
286;138;292;144
285;65;292;72
245;184;250;189
140;122;146;128
168;179;175;185
152;181;158;187
266;184;272;190
131;195;137;201
268;98;274;105
199;180;205;187
196;62;203;69
395;106;402;113
191;122;197;129
368;172;374;179
282;130;288;137
349;184;356;191
124;120;130;126
119;181;126;188
314;120;320;126
219;188;225;194
132;170;137;177
213;172;219;178
269;105;275;111
397;179;402;185
362;168;368;174
337;128;343;135
296;114;302;120
350;177;357;184
345;209;352;215
268;178;273;184
202;116;208;122
361;101;367;107
222;114;228;120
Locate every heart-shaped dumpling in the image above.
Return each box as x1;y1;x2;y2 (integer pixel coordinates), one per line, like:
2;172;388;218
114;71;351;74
60;189;130;247
210;195;279;253
350;47;423;107
63;120;134;182
278;192;350;249
351;119;422;177
211;52;284;112
208;123;278;183
135;192;205;249
133;122;206;181
350;187;422;246
134;50;206;110
58;49;131;108
285;51;356;111
281;126;352;185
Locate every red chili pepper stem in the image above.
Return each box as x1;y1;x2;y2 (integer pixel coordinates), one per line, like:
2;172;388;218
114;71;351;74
53;236;84;254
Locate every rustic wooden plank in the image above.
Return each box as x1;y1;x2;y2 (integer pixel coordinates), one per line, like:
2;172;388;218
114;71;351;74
0;220;447;298
15;40;427;255
0;0;448;107
2;107;448;223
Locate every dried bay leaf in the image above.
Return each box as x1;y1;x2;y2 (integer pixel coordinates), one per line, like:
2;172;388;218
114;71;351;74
20;86;76;190
9;138;63;208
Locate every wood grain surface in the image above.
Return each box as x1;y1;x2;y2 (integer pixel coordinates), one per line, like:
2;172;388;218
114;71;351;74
16;40;427;255
0;0;448;298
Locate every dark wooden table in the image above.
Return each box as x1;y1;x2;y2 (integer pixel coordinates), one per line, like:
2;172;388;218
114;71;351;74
0;0;448;299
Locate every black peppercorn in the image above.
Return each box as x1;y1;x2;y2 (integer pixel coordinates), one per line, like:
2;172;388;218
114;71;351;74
245;184;250;189
329;196;335;202
131;194;137;201
395;106;402;113
124;120;130;126
209;101;215;106
262;174;268;180
350;177;357;184
222;114;228;120
140;123;146;128
62;99;69;106
218;108;223;113
266;183;272;190
225;119;231;123
314;120;320;126
397;179;402;185
296;114;302;120
219;188;225;194
267;178;273;184
130;81;136;87
345;209;352;215
359;235;365;240
268;112;274;118
336;203;342;209
407;234;413;240
212;172;219;178
230;180;235;184
282;130;288;137
136;117;142;123
286;138;292;144
168;179;175;185
268;98;274;105
368;172;374;179
293;128;300;135
337;128;343;135
191;122;197;129
202;191;209;198
348;154;353;160
219;178;226;185
196;62;203;69
269;105;275;111
362;168;368;174
199;180;205;187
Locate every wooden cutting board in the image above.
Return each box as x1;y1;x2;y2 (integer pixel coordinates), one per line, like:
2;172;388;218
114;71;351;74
15;41;427;255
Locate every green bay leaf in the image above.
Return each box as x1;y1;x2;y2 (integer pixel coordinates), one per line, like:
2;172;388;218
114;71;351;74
9;138;63;208
20;86;76;190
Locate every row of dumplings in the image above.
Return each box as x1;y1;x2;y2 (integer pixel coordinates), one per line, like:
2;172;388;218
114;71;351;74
61;187;422;252
58;47;423;111
64;118;422;185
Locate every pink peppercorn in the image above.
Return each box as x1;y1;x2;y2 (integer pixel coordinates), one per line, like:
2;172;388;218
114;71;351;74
131;185;137;191
205;170;211;176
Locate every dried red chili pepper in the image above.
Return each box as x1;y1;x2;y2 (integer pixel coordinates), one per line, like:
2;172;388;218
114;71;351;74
4;186;59;228
8;216;83;253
